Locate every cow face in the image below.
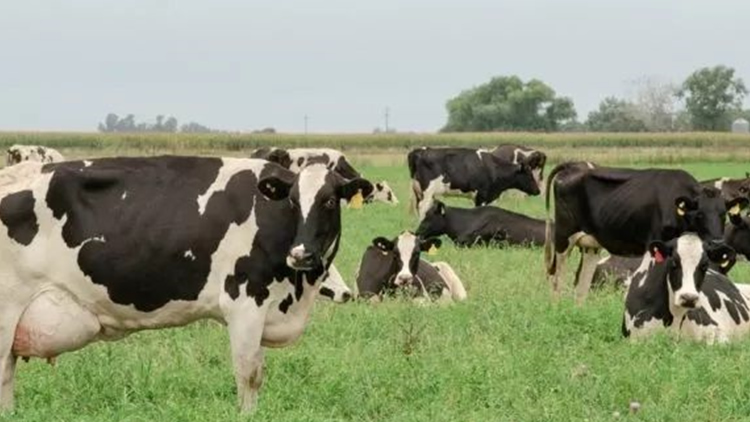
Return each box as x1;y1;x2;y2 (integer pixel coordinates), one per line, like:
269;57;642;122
726;214;750;260
372;231;441;287
415;201;448;239
649;234;735;309
675;188;746;241
510;163;541;196
259;164;373;271
366;181;399;205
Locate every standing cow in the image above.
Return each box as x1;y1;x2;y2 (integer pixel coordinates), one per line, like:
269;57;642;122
6;145;64;167
0;157;372;412
544;161;736;305
407;147;540;220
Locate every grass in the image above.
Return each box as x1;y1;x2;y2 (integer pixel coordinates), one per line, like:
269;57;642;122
5;150;750;421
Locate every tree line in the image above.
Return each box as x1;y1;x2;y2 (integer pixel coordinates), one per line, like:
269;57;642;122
442;65;748;133
97;113;277;134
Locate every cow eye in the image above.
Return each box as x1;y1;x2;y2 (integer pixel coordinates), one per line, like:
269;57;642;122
741;187;748;193
325;197;337;209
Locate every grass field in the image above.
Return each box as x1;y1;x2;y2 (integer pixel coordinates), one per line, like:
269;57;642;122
5;145;750;422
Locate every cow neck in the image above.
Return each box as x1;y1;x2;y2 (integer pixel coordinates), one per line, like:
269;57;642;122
442;206;467;242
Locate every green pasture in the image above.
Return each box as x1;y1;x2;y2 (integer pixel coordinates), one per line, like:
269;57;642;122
5;145;750;422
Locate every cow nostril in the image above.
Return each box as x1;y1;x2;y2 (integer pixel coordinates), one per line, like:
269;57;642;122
342;292;352;303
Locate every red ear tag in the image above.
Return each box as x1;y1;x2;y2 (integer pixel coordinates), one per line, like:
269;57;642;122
654;249;665;264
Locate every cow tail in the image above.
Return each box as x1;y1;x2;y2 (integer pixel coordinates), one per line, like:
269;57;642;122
407;150;422;215
544;163;568;276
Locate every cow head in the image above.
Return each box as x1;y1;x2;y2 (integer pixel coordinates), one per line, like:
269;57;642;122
720;176;750;205
674;187;747;241
726;213;750;260
259;164;373;271
504;163;541;196
372;231;441;287
266;148;292;169
366;181;399;205
415;200;448;239
648;234;735;309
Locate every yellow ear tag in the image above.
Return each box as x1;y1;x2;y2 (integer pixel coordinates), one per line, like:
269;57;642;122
349;190;364;210
677;202;686;216
730;203;741;216
721;260;730;268
427;244;439;256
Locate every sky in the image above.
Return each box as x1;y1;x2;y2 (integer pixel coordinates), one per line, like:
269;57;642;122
1;0;749;133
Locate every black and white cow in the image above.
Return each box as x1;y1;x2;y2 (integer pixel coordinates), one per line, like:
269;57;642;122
621;234;750;344
491;144;547;195
590;254;644;289
355;231;467;302
701;173;750;208
407;147;540;219
318;265;352;303
251;147;398;205
544;161;739;305
0;156;372;412
415;200;546;247
6;145;64;167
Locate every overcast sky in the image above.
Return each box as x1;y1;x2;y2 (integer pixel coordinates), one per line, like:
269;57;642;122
1;0;749;133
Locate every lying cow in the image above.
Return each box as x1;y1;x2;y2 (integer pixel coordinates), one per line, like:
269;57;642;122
701;173;750;207
318;265;352;303
590;255;644;289
491;144;547;195
415;200;546;247
6;145;64;167
544;161;738;305
356;231;466;302
251;147;398;206
622;233;749;344
0;157;372;412
407;147;540;220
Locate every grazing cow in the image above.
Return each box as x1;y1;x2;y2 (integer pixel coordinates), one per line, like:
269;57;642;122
0;157;372;412
355;231;466;302
317;265;352;303
701;173;750;207
6;145;64;167
491;144;547;195
544;161;739;305
415;200;546;247
251;147;398;206
407;147;540;220
622;234;748;344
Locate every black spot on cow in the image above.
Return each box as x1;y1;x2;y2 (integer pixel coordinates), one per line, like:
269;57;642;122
297;157;305;168
224;274;240;300
0;190;39;245
278;293;294;314
319;286;335;300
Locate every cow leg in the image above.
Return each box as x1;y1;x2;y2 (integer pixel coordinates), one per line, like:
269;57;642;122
227;315;265;413
574;248;601;306
0;305;24;410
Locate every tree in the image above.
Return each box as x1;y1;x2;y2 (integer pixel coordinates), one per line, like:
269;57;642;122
630;77;679;131
163;116;178;133
586;97;647;132
442;76;577;132
678;65;748;131
98;113;120;132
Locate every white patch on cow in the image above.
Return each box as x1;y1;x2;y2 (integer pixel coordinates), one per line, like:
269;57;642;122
714;177;729;190
512;148;534;165
297;164;328;222
197;158;267;215
370;181;398;205
670;234;703;308
287;148;344;173
417;176;450;220
184;250;196;261
394;232;418;284
476;148;490;159
586;162;596;169
83;160;93;167
317;264;351;303
633;253;654;289
624;309;665;340
121;191;127;200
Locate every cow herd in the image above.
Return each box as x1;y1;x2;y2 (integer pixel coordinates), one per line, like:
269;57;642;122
2;142;750;413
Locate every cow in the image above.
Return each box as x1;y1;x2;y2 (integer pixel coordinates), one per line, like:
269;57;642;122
415;200;546;247
701;173;750;207
621;233;749;344
251;147;398;206
407;147;540;220
724;212;750;260
355;231;467;302
491;144;547;195
6;145;64;167
318;265;352;303
544;161;741;305
590;255;644;289
0;156;373;412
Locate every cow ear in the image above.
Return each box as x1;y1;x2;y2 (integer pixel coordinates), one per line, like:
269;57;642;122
339;178;374;202
648;241;672;264
705;242;736;272
675;196;698;216
372;237;394;251
419;237;442;252
258;175;294;200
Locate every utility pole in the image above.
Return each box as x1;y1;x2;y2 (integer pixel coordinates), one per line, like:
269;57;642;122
384;107;390;133
304;114;309;134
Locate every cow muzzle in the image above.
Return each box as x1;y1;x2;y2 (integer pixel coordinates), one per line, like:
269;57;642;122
286;245;317;270
677;292;700;309
394;273;414;287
